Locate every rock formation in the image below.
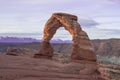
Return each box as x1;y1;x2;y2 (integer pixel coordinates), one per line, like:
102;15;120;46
34;13;96;62
33;13;105;80
6;47;37;57
0;53;106;80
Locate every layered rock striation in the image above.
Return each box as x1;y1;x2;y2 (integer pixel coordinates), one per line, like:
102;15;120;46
33;13;105;80
34;13;96;62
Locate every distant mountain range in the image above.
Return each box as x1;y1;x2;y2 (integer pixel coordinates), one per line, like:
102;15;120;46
0;37;72;43
0;37;40;43
0;37;120;57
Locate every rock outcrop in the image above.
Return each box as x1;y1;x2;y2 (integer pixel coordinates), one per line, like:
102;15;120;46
6;47;37;57
0;54;105;80
92;39;120;56
33;13;104;80
34;13;96;62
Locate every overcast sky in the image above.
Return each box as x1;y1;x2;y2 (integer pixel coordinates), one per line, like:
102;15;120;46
0;0;120;39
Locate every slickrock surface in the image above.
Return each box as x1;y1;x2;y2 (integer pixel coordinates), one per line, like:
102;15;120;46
0;54;104;80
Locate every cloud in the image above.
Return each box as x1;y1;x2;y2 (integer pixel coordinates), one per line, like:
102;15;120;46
109;0;120;4
78;18;99;27
83;27;120;39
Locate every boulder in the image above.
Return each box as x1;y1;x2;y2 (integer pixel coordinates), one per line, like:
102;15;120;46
6;47;37;57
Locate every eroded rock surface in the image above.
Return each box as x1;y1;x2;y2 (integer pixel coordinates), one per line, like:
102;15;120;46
0;54;105;80
6;47;37;57
34;13;96;62
33;13;105;80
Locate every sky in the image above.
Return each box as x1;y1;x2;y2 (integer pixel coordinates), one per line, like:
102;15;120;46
0;0;120;40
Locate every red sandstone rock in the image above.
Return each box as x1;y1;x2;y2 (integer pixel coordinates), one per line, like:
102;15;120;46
6;47;37;57
34;41;53;59
33;13;104;80
34;13;96;62
0;54;105;80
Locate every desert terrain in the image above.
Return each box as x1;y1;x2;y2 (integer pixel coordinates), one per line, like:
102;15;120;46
0;39;120;80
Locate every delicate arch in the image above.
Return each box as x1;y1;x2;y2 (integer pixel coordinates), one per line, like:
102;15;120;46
34;13;96;62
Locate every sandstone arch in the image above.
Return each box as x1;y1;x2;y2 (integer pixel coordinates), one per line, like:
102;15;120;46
34;13;96;62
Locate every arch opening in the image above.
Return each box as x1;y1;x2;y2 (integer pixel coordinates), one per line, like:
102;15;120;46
51;27;73;59
50;27;72;41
